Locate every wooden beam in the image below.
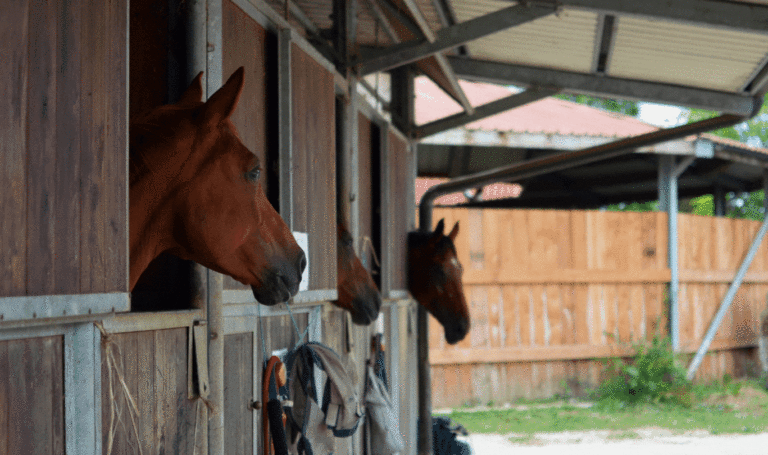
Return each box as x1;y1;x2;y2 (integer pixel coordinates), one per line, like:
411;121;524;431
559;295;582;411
430;339;757;365
352;4;556;75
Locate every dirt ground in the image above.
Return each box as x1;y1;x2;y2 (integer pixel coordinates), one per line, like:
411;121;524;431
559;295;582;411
467;430;768;454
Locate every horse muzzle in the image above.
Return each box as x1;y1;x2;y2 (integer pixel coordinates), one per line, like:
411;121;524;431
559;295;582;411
251;251;307;305
349;290;382;326
444;317;470;345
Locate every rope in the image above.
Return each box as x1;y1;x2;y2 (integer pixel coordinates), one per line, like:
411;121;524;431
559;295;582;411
286;301;311;349
96;323;145;455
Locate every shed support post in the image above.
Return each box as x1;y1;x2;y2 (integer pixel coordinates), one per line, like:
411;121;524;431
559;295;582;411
201;0;225;453
687;212;768;380
337;77;360;239
714;184;726;217
659;155;692;352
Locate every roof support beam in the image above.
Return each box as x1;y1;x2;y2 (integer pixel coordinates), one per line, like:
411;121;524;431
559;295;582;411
449;56;760;116
383;0;474;114
540;0;768;35
412;86;559;138
352;3;556;75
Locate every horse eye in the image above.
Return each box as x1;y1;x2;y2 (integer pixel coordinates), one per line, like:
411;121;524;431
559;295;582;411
246;166;261;182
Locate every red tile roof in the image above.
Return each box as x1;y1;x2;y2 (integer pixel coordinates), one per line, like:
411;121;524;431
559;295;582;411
415;76;657;138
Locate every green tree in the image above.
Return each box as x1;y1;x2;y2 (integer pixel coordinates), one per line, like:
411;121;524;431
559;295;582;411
686;93;768;220
555;94;639;116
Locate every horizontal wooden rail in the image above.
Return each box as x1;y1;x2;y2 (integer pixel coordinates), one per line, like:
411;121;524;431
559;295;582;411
461;269;768;286
430;339;757;365
463;269;670;285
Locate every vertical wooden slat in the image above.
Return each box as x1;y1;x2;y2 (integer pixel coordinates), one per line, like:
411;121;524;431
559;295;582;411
55;0;82;294
80;0;108;293
137;331;156;454
0;0;29;297
26;0;57;295
2;337;64;454
224;333;254;455
106;0;129;292
0;340;7;455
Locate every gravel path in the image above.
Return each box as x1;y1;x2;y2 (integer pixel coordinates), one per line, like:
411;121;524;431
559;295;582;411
467;430;768;455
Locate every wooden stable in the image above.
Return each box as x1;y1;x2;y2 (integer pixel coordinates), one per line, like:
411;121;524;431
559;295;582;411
429;207;767;407
0;0;418;453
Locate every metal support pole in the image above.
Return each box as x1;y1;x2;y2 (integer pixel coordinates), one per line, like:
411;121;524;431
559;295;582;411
687;212;768;380
660;155;693;352
204;0;225;453
714;184;726;217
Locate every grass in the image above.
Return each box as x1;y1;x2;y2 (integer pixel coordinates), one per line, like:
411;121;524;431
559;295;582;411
442;378;768;439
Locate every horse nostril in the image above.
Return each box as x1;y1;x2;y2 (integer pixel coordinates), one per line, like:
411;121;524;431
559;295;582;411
297;252;307;274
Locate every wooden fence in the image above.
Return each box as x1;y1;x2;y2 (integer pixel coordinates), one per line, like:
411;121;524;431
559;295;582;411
429;208;767;408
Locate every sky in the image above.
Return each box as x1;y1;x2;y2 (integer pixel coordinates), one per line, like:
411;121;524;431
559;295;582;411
637;102;686;127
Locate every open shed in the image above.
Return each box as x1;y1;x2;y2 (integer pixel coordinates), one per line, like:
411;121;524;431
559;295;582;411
2;0;768;454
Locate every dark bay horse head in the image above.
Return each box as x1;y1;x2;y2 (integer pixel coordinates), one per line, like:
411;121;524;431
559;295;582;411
333;223;382;325
408;219;470;344
129;67;306;305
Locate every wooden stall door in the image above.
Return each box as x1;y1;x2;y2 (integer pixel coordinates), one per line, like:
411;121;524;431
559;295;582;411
292;44;337;292
100;329;201;454
1;0;127;298
0;336;64;454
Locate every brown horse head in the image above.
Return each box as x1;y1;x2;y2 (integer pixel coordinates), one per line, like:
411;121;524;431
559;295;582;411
129;68;306;305
408;219;470;344
334;223;382;325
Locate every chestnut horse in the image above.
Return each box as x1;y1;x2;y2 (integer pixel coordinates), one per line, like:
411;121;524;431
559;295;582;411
408;219;470;344
130;68;306;305
334;222;382;325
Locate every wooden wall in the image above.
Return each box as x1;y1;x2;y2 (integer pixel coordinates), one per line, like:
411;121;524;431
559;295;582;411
0;336;64;454
100;328;201;454
222;0;272;292
223;313;309;454
429;208;765;407
384;132;412;293
292;44;337;291
0;0;128;297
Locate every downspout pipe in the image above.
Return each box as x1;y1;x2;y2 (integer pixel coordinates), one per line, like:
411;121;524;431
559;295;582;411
418;112;755;232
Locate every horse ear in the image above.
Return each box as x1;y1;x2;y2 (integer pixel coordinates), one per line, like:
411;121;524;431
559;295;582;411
432;219;445;239
202;67;244;126
177;72;204;105
448;221;459;241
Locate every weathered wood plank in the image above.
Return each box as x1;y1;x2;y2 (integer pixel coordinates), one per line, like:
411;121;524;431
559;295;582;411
224;333;253;455
0;0;29;297
291;45;336;291
106;0;129;293
26;0;57;296
55;0;82;294
80;0;108;293
3;337;64;454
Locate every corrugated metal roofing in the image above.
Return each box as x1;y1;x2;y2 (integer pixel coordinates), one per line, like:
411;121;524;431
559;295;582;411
609;16;768;92
453;3;598;73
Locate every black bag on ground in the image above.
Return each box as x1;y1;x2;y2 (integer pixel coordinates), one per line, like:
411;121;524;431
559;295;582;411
432;416;472;455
